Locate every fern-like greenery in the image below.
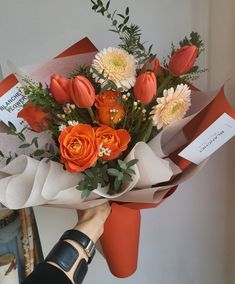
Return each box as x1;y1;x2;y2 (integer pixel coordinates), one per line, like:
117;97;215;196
90;0;153;64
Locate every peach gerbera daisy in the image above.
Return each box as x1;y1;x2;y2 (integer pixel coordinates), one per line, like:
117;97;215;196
150;84;191;129
91;47;136;90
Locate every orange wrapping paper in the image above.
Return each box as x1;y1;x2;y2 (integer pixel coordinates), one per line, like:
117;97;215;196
100;203;141;278
102;87;235;278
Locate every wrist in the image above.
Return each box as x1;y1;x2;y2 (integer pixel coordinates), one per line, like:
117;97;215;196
75;202;110;243
74;218;104;243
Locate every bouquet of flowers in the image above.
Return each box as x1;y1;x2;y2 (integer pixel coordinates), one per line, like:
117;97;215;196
0;0;234;278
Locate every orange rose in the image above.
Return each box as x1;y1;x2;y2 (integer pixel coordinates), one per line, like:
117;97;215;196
96;125;131;161
59;124;99;173
17;103;49;132
95;91;125;126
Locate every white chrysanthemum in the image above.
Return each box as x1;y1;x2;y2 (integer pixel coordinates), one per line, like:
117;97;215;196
92;47;136;90
150;84;191;129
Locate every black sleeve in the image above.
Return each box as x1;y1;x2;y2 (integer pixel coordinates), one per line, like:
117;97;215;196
21;263;72;284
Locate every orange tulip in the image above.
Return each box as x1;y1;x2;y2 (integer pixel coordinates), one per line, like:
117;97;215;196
169;45;198;76
69;76;95;108
141;56;159;74
50;74;71;104
95;91;125;126
134;72;157;105
18;103;49;132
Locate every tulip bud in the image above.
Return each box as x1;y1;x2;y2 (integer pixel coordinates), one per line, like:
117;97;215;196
134;72;157;105
141;56;159;74
69;76;95;108
169;45;198;76
50;74;71;104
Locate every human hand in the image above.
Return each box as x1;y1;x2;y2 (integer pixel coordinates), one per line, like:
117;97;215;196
74;202;111;243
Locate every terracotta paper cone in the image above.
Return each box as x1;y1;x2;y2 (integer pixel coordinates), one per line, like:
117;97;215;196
100;203;141;278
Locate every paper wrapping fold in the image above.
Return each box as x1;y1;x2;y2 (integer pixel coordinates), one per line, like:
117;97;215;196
0;140;180;209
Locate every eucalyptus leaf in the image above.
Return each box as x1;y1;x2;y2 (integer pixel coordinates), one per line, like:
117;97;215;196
118;160;127;170
123;174;133;182
107;168;120;177
126;159;138;167
117;172;124;181
8;121;16;132
6;157;12;165
81;189;91;199
33;149;45;156
19;143;31;149
114;178;121;191
18;133;26;141
126;168;136;175
85;169;94;178
31;137;38;146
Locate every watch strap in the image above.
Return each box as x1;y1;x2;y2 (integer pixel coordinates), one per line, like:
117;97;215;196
45;241;79;272
60;230;95;264
73;258;88;284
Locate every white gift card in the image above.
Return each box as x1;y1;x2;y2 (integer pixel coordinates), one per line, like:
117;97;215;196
179;113;235;164
0;82;27;131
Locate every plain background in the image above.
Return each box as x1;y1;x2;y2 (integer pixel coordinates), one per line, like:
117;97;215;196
0;0;235;283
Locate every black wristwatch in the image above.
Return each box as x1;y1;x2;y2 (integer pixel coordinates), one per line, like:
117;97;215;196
60;230;96;264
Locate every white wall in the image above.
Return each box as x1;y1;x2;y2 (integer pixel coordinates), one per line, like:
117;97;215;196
0;1;234;283
208;1;235;283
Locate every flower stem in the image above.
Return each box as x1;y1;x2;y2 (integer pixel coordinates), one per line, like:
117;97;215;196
88;108;96;122
157;75;173;96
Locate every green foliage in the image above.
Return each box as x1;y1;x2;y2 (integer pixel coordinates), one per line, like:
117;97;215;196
19;137;39;149
6;122;59;162
179;31;205;55
107;158;138;193
178;67;208;83
70;65;101;93
76;158;138;198
90;0;153;64
0;151;18;165
76;162;109;198
137;119;153;142
90;67;122;93
8;122;26;141
21;78;61;112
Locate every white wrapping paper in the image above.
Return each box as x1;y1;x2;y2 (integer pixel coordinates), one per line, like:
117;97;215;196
0;52;224;210
0;88;218;209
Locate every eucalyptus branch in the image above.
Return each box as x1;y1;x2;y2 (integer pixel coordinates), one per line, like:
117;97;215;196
77;158;138;198
20;78;62;116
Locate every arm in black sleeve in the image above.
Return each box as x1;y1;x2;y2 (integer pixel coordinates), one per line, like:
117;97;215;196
21;263;72;284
